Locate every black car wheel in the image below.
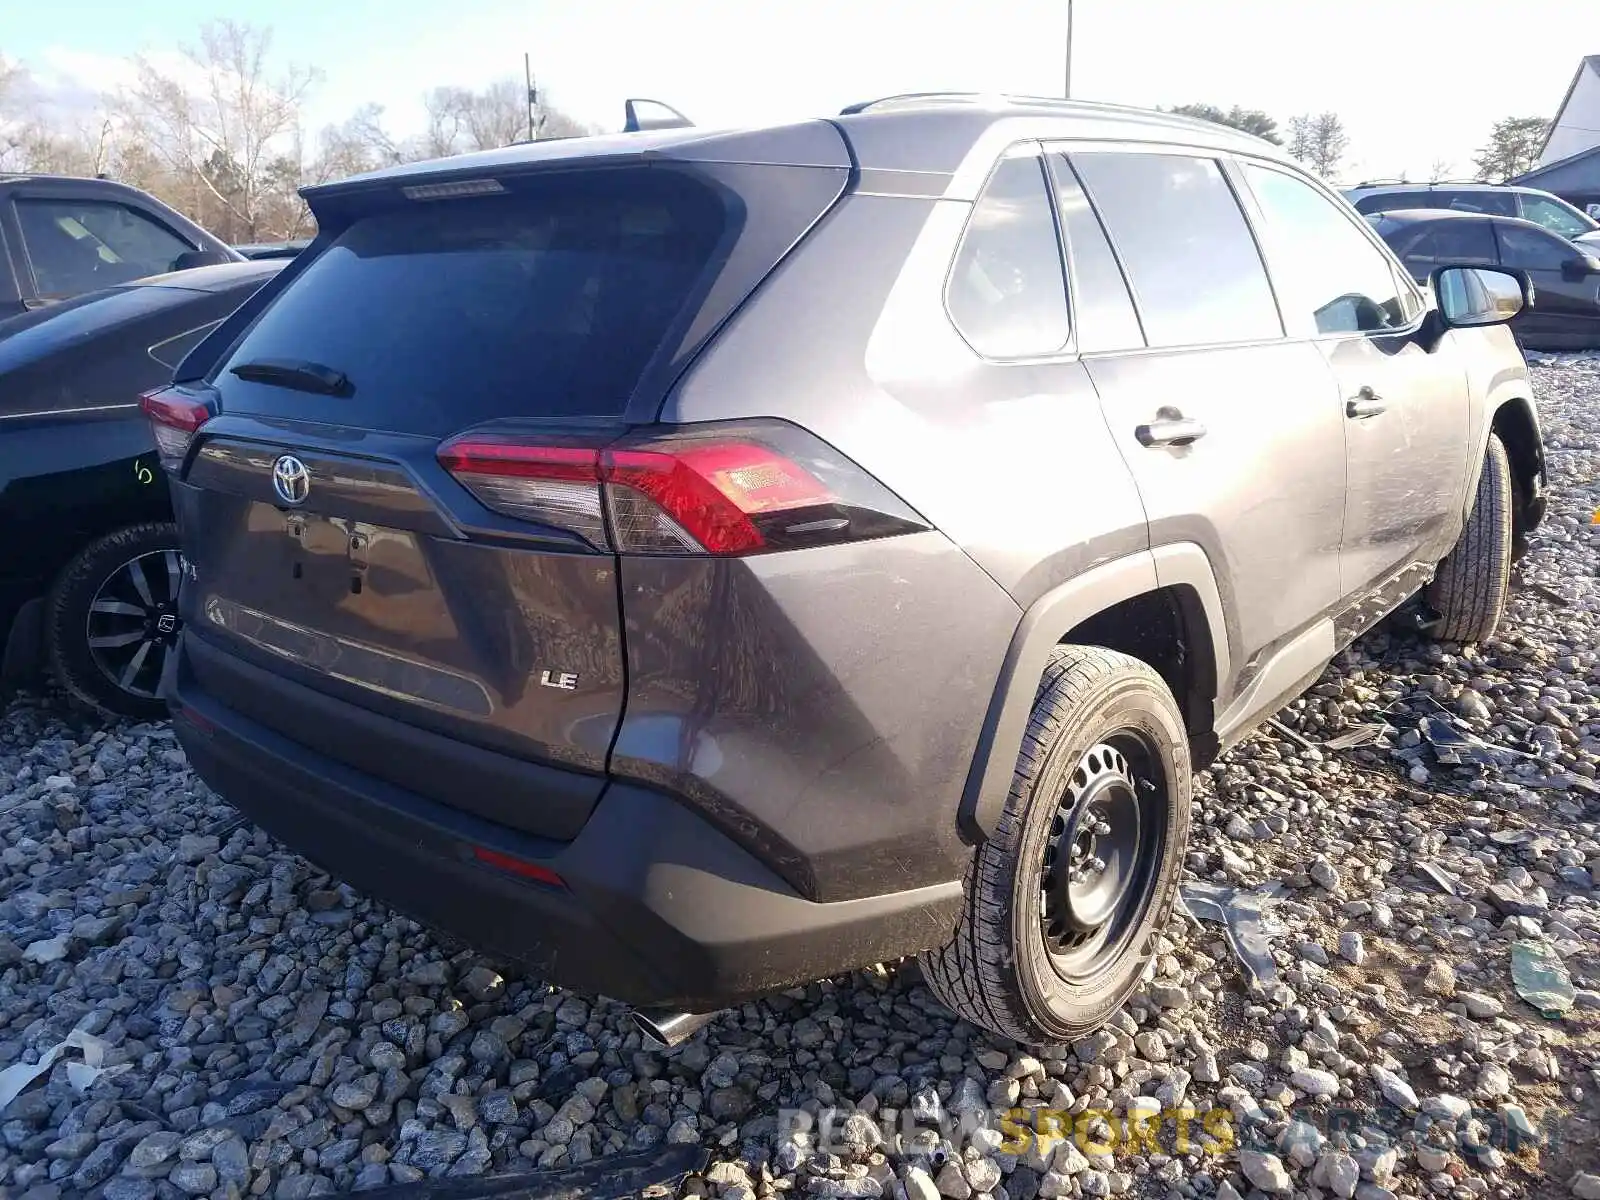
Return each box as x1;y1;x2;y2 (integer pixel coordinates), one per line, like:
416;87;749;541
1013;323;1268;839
47;522;183;720
1426;434;1512;644
920;645;1191;1045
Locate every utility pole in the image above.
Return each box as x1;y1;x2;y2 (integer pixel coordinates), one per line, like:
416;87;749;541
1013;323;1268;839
1064;0;1075;99
524;53;538;141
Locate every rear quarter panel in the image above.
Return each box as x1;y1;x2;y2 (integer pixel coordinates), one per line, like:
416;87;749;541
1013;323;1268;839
667;191;1150;605
649;190;1149;901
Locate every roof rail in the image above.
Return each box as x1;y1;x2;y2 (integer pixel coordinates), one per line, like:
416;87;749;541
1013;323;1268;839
1353;177;1411;187
840;92;994;114
838;92;1247;129
623;99;693;133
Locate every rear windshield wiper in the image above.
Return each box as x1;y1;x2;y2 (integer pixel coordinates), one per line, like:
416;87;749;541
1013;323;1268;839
228;358;353;396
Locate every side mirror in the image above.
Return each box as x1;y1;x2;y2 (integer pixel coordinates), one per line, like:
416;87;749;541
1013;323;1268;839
171;248;233;272
1561;255;1600;282
1430;265;1529;328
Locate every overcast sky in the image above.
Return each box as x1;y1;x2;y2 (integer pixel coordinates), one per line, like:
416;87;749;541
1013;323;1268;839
7;0;1598;182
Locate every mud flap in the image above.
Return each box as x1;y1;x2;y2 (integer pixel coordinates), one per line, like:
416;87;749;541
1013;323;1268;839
1;597;43;683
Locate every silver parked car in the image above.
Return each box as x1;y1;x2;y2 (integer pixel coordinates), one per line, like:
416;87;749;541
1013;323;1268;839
145;93;1544;1046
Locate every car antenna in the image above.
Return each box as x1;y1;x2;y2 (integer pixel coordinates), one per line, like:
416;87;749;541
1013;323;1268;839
623;99;694;132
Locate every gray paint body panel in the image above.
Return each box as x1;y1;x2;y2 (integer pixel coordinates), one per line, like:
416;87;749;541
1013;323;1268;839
168;95;1542;1007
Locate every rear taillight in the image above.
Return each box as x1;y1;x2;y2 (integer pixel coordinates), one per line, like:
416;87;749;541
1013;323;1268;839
437;421;925;556
140;387;213;472
437;443;609;546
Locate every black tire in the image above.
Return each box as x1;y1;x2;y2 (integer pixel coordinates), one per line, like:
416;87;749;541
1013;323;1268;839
1426;434;1512;644
920;645;1191;1045
47;522;184;721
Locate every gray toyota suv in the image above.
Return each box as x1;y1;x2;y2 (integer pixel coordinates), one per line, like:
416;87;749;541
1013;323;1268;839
146;94;1546;1047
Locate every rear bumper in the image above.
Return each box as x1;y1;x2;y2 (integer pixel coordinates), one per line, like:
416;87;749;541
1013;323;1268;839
171;640;963;1010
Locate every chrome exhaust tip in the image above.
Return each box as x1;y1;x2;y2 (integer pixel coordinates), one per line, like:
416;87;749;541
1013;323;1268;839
631;1008;718;1048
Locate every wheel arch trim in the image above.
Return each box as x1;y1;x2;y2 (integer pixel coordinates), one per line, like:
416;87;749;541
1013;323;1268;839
958;544;1227;842
1486;394;1547;536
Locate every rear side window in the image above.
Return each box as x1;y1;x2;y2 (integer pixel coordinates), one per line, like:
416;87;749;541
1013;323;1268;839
1381;225;1437;281
1072;152;1281;348
16;199;194;298
150;320;224;370
215;170;728;434
1519;194;1592;239
1049;154;1143;352
1431;220;1498;263
1243;164;1420;335
1496;224;1572;271
946;154;1071;358
0;286;193;376
1437;190;1516;216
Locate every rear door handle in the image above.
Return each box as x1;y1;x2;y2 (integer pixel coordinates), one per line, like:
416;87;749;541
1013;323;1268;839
1346;387;1386;419
1136;412;1207;447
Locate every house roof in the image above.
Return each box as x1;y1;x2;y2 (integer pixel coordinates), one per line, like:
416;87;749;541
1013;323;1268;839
1538;55;1600;162
1515;141;1600;188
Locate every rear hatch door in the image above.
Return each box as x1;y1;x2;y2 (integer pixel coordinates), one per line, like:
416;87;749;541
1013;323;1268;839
168;149;848;839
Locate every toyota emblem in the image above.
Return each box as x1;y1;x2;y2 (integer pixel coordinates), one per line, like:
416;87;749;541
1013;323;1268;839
272;454;311;505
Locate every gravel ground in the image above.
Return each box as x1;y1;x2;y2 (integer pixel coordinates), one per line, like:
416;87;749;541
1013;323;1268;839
2;359;1599;1200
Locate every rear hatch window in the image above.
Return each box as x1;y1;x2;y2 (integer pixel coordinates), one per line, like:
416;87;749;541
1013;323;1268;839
212;168;729;433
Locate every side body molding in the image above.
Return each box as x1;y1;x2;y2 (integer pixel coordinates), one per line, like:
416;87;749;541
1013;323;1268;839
958;545;1229;842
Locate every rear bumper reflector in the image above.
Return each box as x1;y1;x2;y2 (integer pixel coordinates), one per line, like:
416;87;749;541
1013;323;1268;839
472;846;566;889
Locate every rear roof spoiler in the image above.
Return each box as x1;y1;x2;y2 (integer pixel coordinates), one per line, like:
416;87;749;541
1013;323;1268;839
624;99;693;132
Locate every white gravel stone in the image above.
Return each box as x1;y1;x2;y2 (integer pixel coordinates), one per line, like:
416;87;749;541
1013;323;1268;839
1239;1150;1292;1194
1369;1065;1419;1110
1337;930;1365;964
1289;1067;1340;1098
1313;1150;1360;1199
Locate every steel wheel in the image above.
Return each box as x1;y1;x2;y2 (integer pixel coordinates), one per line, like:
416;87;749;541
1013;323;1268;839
1039;733;1167;982
84;548;184;700
919;644;1192;1044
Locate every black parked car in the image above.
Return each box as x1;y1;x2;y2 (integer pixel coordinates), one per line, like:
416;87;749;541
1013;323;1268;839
0;174;241;319
1368;209;1600;349
0;259;283;716
1345;180;1600;250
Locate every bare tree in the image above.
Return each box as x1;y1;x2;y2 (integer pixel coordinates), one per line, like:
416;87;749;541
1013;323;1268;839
1288;112;1350;178
1472;116;1548;183
0;55;33;169
127;20;321;240
537;107;591;141
421;86;471;158
465;80;527;150
2;34;601;235
313;103;403;182
421;81;525;154
419;79;593;158
1428;157;1454;182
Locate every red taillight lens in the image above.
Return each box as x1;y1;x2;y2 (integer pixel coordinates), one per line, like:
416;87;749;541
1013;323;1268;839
436;422;925;557
604;444;832;555
140;388;212;471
